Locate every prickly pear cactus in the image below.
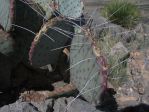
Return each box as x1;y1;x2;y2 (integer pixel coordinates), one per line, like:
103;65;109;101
29;18;74;67
70;27;106;104
10;0;44;65
56;0;83;19
0;30;14;55
31;0;53;19
0;53;12;91
0;0;15;31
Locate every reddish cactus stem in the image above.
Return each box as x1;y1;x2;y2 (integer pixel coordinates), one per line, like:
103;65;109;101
29;41;36;65
97;56;108;90
86;29;108;91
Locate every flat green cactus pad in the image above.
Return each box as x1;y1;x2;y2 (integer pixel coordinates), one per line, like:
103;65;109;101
30;18;74;67
70;28;104;104
0;0;14;31
56;0;83;19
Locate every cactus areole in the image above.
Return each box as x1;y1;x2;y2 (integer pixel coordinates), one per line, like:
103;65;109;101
0;0;15;31
70;27;108;104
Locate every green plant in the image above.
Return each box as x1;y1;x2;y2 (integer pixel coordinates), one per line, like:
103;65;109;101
102;0;140;28
97;31;129;88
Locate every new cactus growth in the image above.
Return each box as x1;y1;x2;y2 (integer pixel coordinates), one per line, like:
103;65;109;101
29;18;74;67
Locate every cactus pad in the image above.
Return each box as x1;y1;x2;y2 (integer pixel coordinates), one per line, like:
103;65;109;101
31;0;53;19
70;28;105;104
56;0;83;19
10;0;44;65
29;18;74;67
0;0;14;31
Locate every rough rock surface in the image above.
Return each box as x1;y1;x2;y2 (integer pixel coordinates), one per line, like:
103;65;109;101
31;99;53;112
0;100;39;112
116;49;149;108
53;97;103;112
0;97;105;112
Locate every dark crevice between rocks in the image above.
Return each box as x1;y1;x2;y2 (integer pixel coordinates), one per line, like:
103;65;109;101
96;88;118;112
47;99;55;112
0;89;19;107
119;103;149;112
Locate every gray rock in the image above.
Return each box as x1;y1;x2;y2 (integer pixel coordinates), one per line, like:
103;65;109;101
0;101;39;112
31;99;53;112
110;42;129;57
116;49;149;108
53;97;103;112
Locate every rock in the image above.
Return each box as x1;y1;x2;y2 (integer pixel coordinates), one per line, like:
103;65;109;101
31;99;53;112
53;97;103;112
110;42;129;57
0;101;39;112
116;49;149;108
130;23;149;50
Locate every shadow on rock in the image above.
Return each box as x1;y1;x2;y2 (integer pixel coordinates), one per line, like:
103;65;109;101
0;62;64;108
0;90;19;107
96;88;118;112
119;103;149;112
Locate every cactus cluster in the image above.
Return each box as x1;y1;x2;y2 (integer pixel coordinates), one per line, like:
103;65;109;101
0;0;108;105
29;18;74;67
